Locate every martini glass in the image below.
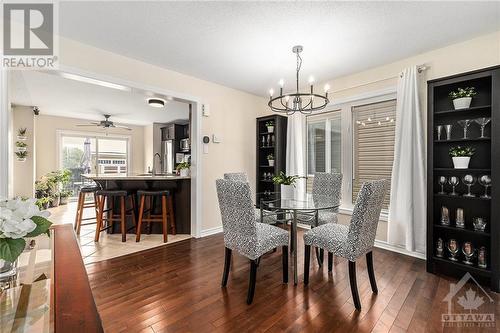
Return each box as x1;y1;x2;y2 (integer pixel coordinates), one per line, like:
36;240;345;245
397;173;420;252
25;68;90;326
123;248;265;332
462;174;476;197
478;175;492;199
457;119;473;139
474;117;491;138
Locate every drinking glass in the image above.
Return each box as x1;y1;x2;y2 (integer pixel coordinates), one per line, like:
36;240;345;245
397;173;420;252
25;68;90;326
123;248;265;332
447;239;459;261
436;125;443;140
462;174;476;197
462;242;475;265
478;175;491;199
448;176;459;196
445;124;453;140
457;119;473;139
474;117;491;138
438;176;447;194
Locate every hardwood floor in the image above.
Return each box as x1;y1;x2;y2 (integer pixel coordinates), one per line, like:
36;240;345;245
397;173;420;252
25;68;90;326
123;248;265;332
86;232;499;333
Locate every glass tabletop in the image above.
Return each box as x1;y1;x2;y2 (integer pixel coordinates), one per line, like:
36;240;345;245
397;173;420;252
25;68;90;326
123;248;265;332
256;192;340;211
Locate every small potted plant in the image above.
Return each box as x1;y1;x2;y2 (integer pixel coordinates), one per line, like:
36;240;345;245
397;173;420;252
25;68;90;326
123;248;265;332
176;161;190;177
15;141;27;152
59;190;72;205
15;150;28;162
266;121;274;133
36;197;51;210
267;153;275;167
49;193;60;207
449;146;475;169
272;171;301;199
17;128;27;140
449;87;476;110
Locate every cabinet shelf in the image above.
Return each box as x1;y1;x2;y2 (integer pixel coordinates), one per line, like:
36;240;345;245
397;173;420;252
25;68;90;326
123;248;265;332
433;168;490;172
433;193;491;201
434;137;490;143
433;224;490;237
432;256;490;277
434;105;491;116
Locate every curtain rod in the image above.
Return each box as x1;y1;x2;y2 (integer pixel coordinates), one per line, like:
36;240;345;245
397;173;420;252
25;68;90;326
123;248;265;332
331;65;429;94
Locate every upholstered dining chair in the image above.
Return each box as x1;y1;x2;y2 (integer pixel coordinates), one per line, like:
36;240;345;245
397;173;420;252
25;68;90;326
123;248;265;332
299;172;342;265
216;179;289;304
223;172;277;225
303;179;389;310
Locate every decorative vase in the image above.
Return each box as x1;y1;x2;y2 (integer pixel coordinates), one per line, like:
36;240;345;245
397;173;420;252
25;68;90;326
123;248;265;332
180;168;190;177
16;135;27;141
452;97;472;110
17;157;26;162
60;196;69;205
452;156;470;169
280;185;294;200
16;147;27;152
0;259;18;290
267;126;274;133
268;159;274;167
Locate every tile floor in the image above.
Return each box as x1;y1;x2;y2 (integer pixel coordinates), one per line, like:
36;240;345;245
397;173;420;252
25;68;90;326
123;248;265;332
47;200;191;264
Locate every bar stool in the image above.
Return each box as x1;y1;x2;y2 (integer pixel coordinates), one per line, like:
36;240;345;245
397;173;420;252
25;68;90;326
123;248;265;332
136;190;176;243
95;190;137;242
74;186;99;235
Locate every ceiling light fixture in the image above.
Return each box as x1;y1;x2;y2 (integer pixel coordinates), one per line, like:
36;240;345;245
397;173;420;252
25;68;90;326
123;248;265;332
147;98;166;108
268;45;330;115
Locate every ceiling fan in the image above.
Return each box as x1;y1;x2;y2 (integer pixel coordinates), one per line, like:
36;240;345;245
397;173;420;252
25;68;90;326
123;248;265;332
76;114;132;131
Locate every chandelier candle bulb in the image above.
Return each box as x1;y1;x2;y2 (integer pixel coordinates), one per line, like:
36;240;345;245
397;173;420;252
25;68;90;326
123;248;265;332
269;88;274;97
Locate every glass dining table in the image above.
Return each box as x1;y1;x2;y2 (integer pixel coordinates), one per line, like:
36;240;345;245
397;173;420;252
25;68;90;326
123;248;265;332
256;191;340;285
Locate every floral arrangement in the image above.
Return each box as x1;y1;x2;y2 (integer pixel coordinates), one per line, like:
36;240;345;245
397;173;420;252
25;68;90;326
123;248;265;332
272;171;301;187
449;87;476;99
175;161;190;171
449;146;475;157
267;153;274;160
0;198;52;262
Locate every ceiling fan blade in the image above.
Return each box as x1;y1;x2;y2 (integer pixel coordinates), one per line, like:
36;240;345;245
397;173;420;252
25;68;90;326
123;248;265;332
113;125;132;130
76;124;99;127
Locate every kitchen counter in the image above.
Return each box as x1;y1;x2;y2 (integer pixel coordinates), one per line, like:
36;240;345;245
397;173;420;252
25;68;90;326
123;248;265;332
83;173;190;181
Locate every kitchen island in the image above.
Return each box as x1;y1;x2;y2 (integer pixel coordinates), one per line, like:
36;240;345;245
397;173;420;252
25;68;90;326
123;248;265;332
83;174;191;234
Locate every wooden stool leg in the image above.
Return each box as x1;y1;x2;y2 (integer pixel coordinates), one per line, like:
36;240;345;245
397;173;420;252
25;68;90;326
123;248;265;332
75;192;85;235
93;192;99;223
95;195;106;242
120;196;126;242
167;195;176;235
147;196;152;234
129;195;137;228
161;195;168;243
136;195;146;242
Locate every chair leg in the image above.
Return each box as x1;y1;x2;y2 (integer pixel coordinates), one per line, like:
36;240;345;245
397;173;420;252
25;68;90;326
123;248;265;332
94;195;106;242
315;247;324;267
328;252;333;272
247;259;259;305
304;245;311;285
167;195;176;235
348;261;361;310
366;251;378;293
74;192;84;235
136;195;146;242
120;196;126;242
282;246;288;283
221;247;231;287
161;195;168;243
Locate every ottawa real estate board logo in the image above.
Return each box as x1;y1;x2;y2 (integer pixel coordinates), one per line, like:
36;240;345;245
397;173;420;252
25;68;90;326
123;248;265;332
2;2;58;69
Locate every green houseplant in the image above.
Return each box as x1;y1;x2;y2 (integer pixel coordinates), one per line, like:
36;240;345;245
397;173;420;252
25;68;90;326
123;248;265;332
59;190;72;205
272;171;302;199
449;87;476;110
267;153;275;167
17;128;27;140
15;150;28;161
15;141;27;152
449;146;475;169
266;121;274;133
176;162;190;177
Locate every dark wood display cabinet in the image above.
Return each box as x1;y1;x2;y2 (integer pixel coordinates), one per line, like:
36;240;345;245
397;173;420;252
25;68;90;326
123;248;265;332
256;115;287;204
427;66;500;292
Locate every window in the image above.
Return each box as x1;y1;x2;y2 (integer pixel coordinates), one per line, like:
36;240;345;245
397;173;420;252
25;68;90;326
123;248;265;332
352;99;396;208
307;110;342;175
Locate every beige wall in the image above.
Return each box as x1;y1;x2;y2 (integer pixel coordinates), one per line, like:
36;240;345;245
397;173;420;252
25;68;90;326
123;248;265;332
58;37;267;232
34;114;145;179
11;106;36;198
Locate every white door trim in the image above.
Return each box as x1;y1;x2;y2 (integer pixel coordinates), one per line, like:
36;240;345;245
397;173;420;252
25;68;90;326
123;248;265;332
0;70;10;198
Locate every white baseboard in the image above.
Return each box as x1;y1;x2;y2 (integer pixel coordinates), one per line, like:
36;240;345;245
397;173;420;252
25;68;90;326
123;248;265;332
200;226;223;237
374;240;426;260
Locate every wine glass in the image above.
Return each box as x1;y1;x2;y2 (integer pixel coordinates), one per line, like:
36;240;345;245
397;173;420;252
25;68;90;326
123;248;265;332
457;119;473;139
448;176;459;196
438;176;447;194
462;174;476;197
478;175;492;199
474;117;491;138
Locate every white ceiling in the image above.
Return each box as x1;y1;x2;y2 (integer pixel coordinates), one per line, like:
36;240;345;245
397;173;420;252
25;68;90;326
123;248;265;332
59;1;500;96
10;70;190;126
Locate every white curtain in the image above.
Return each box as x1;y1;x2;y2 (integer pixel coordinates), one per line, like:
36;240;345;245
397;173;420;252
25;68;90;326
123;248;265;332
286;113;306;194
388;66;426;253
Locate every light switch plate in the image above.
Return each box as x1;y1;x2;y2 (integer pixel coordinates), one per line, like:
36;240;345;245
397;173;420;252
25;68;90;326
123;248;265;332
212;134;221;143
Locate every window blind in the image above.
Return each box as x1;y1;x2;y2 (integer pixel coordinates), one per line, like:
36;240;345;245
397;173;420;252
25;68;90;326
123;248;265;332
352;99;396;208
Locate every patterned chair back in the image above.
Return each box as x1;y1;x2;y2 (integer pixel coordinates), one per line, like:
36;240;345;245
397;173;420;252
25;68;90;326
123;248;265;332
216;179;257;248
346;179;389;259
312;172;342;203
224;172;248;183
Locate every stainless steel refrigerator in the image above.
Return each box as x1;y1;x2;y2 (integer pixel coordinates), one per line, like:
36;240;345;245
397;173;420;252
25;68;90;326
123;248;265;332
161;140;174;174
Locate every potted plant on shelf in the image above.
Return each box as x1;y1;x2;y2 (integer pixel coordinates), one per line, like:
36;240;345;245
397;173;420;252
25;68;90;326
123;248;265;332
17;128;27;140
59;190;72;205
449;146;475;169
15;141;27;152
0;198;52;281
272;171;301;199
449;87;476;110
15;150;28;162
266;121;274;133
267;153;275;167
176;161;190;177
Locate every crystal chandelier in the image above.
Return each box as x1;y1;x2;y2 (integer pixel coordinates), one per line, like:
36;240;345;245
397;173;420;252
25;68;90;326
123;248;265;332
268;45;330;115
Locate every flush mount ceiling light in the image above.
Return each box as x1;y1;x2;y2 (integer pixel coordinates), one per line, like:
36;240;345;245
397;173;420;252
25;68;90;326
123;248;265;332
147;98;166;108
268;45;330;115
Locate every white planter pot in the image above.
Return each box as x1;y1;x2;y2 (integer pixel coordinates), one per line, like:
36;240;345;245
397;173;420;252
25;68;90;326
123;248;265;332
179;168;190;177
452;97;472;110
268;159;274;167
16;135;27;141
281;185;294;200
16;147;27;152
452;156;470;169
267;126;274;133
17;157;26;162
